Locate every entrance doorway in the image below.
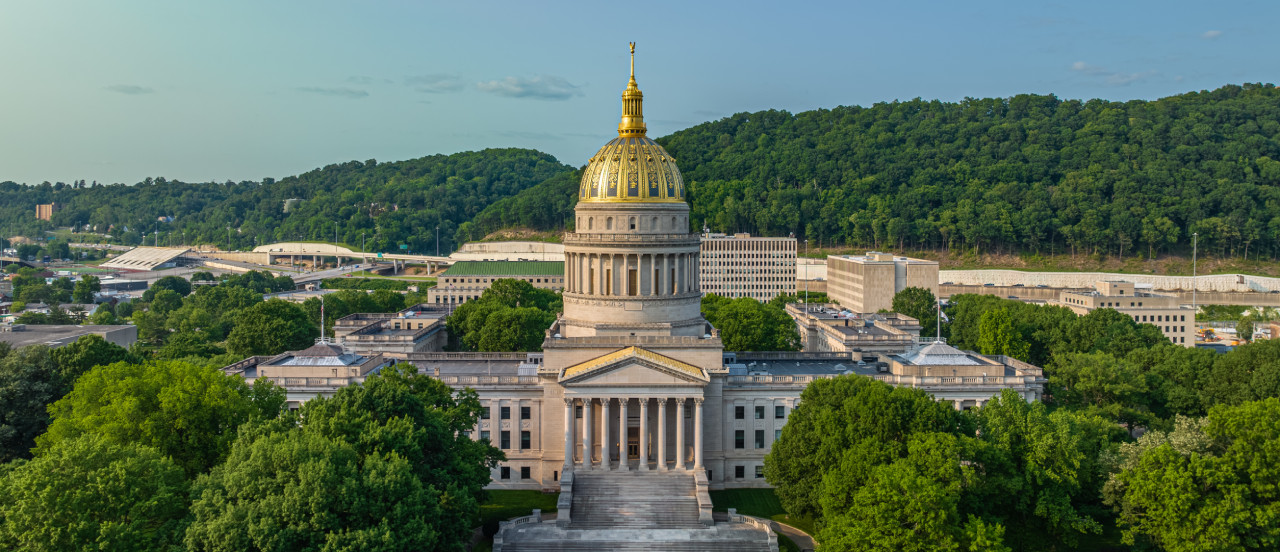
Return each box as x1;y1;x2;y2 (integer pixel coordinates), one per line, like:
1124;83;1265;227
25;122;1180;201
627;427;639;459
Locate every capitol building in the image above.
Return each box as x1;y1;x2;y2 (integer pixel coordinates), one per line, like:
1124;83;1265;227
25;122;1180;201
230;47;1046;499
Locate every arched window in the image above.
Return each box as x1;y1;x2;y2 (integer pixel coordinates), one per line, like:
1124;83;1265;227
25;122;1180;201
651;216;658;230
671;216;677;230
606;217;614;230
588;217;594;230
629;217;636;230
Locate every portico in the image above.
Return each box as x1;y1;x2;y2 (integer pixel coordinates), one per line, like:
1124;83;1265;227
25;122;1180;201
563;395;704;471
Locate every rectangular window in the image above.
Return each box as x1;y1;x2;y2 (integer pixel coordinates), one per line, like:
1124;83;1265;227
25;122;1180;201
754;406;764;419
775;429;782;442
755;465;764;479
735;406;745;420
482;407;490;419
521;466;531;480
500;431;510;449
775;405;785;419
480;430;490;442
735;430;745;449
501;466;510;480
755;430;765;449
576;406;582;418
521;406;531;420
501;406;511;420
521;431;531;450
735;465;745;479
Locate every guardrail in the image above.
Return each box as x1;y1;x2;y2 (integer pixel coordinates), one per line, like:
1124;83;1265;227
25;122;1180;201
435;375;541;386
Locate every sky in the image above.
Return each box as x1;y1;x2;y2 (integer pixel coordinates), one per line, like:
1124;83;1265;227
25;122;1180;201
1;0;1276;186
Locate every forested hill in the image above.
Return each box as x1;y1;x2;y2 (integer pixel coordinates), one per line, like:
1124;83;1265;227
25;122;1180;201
659;83;1280;259
0;149;573;253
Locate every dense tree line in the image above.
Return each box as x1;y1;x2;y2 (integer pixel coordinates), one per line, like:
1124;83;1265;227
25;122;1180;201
701;294;802;351
445;279;561;352
0;149;572;254
656;84;1280;259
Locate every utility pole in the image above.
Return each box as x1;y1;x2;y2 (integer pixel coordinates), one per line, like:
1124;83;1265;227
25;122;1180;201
1192;232;1199;330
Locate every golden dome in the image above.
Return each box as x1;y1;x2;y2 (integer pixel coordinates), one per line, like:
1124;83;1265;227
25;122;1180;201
578;43;685;203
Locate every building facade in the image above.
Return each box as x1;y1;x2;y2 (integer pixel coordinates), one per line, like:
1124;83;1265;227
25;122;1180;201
699;233;796;301
35;203;58;221
429;261;564;308
1058;281;1194;346
332;304;448;357
827;252;939;313
231;52;1046;493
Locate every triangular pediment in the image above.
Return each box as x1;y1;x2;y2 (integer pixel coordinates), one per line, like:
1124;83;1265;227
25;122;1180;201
560;346;709;385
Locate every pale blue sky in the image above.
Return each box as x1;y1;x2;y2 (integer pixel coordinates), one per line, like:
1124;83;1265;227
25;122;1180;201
2;0;1275;185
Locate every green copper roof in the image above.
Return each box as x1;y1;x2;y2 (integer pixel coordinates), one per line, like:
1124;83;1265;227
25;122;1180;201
440;261;564;277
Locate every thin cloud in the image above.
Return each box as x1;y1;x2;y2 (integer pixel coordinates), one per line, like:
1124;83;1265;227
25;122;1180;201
346;75;375;85
406;74;464;93
105;84;154;95
1070;61;1157;86
1202;30;1223;39
297;86;369;99
477;75;582;100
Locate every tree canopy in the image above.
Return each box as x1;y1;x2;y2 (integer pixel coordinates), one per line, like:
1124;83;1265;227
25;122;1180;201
445;279;561;352
702;294;801;351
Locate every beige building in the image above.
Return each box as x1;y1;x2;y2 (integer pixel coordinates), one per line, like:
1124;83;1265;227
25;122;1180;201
332;304;448;358
1058;281;1193;346
699;233;796;301
35;203;58;221
223;341;392;408
787;303;921;354
229;52;1045;501
827;252;938;313
429;261;565;308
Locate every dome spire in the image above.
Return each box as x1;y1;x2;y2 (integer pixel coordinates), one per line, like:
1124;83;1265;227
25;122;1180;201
618;42;646;137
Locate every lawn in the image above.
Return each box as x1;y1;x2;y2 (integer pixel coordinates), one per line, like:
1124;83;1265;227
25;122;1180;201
478;490;558;537
710;488;816;547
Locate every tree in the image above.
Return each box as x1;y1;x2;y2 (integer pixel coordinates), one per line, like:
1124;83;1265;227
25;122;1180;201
445;279;562;352
36;360;286;475
701;294;801;351
0;346;59;462
0;435;188;552
1048;352;1153;430
148;288;183;315
71;274;99;304
1236;317;1255;342
1200;339;1280;407
226;298;318;356
976;308;1029;360
186;365;501;552
50;334;133;387
892;286;939;338
1112;399;1280;552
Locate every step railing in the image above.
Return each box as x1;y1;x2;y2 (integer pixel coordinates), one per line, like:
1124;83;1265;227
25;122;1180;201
557;471;574;528
492;509;541;552
726;509;779;552
695;471;714;526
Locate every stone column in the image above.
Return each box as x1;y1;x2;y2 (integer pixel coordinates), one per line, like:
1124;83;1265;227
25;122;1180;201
675;398;686;470
638;397;650;471
619;398;629;471
602;397;612;470
657;397;667;471
583;398;593;469
563;398;573;470
694;397;704;470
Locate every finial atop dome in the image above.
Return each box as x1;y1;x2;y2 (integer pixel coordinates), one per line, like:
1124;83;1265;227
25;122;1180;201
618;42;646;137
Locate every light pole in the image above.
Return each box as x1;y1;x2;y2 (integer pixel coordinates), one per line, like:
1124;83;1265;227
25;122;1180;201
804;238;810;308
436;225;440;257
1192;231;1198;331
361;232;366;264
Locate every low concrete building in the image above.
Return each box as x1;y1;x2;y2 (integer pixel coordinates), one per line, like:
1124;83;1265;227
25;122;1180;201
786;303;921;354
827;252;938;313
1058;281;1194;346
699;233;796;301
332;304;448;358
877;341;1046;410
223;341;392;408
428;261;564;308
0;323;137;349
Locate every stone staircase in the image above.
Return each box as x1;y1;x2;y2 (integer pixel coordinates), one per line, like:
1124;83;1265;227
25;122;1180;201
570;471;704;529
496;470;777;552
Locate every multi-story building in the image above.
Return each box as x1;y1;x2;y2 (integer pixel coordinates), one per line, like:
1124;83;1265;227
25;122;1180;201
332;304;448;358
428;261;564;308
786;303;922;353
229;52;1044;495
223;341;391;408
827;252;938;313
35;203;58;221
1058;281;1194;346
699;233;796;301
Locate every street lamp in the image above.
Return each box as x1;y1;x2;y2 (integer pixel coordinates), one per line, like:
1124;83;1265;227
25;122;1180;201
1192;231;1198;329
436;225;440;257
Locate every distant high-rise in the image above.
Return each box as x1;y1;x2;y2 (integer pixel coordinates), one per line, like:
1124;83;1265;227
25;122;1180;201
827;252;939;312
35;203;58;221
699;233;796;301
